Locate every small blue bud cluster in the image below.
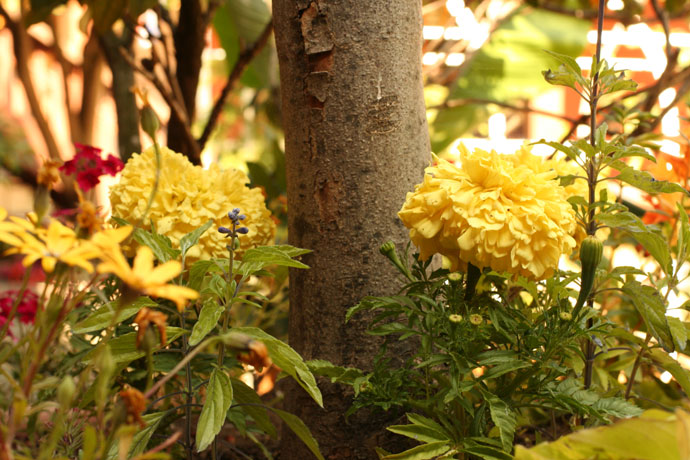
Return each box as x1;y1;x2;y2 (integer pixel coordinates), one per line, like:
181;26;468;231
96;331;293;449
218;208;249;238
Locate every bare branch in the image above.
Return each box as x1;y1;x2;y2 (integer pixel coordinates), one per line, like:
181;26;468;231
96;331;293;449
197;20;274;150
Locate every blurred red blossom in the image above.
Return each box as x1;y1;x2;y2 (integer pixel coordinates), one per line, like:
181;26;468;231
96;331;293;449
59;143;124;191
0;290;38;332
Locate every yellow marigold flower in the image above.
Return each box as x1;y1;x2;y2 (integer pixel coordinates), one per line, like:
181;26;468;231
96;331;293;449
109;146;275;261
398;145;577;280
97;244;198;310
509;145;588;244
6;219;95;273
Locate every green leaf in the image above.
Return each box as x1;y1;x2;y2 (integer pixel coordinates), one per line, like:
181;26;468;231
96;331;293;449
196;369;233;452
273;408;325;460
133;227;180;263
668;317;688;352
188;260;223;291
307;359;364;385
127;412;167;457
387;413;450;444
230;378;276;437
486;395;516;452
514;409;681;460
622;281;674;352
81;425;98;460
592;397;643;418
613;166;689;196
650;349;690;396
232;327;323;407
543;49;585;84
381;441;451;460
180;220;213;259
542;67;577;90
677;202;690;267
72;297;157;334
238;246;310;276
189;298;224;346
596;211;672;274
87;327;186;364
534;140;580;162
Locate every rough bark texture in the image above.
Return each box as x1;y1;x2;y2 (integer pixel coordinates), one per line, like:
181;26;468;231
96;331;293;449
274;1;429;458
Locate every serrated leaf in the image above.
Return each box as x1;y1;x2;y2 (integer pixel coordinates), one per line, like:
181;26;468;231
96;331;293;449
613;166;689;196
592;397;643;418
596;211;671;274
622;281;674;352
189;298;224;346
72;297;157;334
486;396;516;452
133;227;180;263
230;378;276;437
232;327;323;407
196;369;233;452
273;408;324;460
381;441;451;460
668;317;688;352
180;220;213;259
650;349;690;397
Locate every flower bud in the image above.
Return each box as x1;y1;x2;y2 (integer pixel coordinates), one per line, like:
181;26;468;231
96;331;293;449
57;376;76;409
559;311;572;321
469;314;483;325
140;105;160;140
574;235;603;311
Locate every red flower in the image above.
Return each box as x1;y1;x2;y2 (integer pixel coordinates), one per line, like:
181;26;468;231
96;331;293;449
0;290;38;333
59;143;124;191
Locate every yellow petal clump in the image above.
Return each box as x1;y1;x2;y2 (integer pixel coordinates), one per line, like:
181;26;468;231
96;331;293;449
109;146;275;260
398;145;578;280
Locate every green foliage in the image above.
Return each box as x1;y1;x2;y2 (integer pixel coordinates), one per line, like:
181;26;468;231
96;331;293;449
515;409;690;460
196;368;233;451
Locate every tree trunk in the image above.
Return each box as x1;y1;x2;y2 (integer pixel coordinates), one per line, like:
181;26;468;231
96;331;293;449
274;1;429;458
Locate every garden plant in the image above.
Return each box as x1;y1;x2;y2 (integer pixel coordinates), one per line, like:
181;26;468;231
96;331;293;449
1;0;690;459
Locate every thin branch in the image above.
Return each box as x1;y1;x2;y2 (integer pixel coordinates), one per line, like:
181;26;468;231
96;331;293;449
0;5;61;160
119;47;201;159
432;97;579;123
197;20;274;150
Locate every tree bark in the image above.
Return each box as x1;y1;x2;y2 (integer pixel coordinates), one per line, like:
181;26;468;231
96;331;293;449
274;1;429;458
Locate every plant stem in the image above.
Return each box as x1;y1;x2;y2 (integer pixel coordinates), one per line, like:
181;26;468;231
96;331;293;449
582;0;606;392
625;332;650;399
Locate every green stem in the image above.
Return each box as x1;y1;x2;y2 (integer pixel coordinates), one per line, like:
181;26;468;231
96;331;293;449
139;141;162;227
625;332;650;399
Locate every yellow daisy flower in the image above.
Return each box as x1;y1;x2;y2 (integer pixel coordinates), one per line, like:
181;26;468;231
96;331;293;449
97;245;198;311
7;219;94;273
